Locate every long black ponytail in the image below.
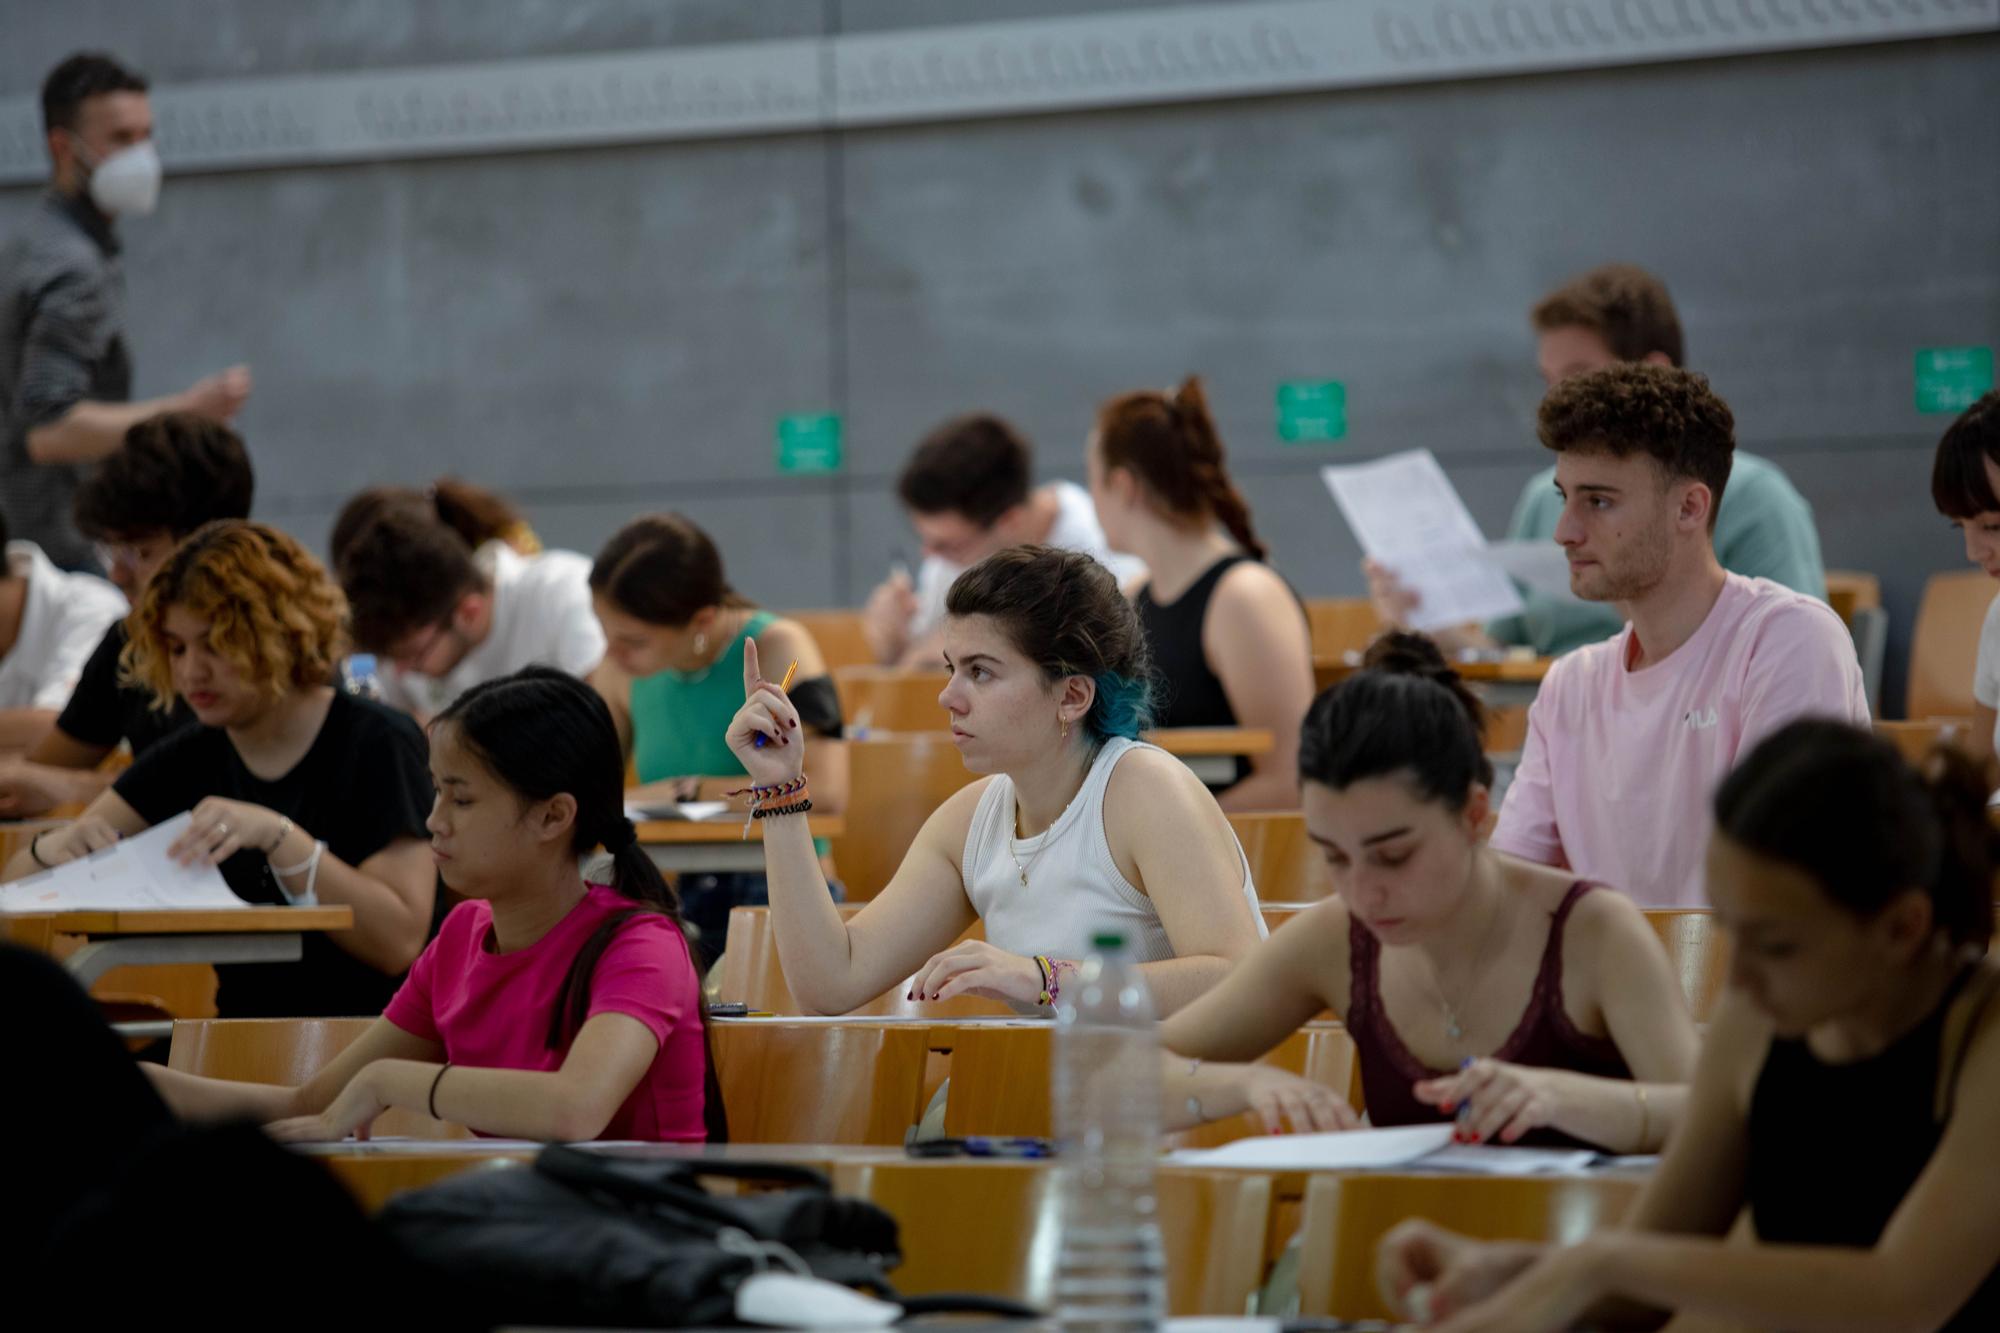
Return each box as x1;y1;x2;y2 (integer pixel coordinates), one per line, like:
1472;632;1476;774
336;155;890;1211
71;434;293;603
434;666;728;1141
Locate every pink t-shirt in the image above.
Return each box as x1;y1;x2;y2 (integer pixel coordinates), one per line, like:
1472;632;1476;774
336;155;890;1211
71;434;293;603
384;884;707;1141
1492;574;1869;908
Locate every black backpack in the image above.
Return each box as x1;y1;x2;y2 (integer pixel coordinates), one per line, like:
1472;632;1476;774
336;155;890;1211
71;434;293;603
380;1145;1027;1328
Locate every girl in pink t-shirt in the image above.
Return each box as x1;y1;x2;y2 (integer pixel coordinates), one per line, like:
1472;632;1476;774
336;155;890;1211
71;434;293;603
145;667;715;1143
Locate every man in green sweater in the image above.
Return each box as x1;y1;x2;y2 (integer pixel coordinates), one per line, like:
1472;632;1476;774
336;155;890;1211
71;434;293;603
1369;263;1825;656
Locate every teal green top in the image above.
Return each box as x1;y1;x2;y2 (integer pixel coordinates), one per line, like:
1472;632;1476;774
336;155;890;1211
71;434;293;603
631;611;776;784
629;611;828;858
1485;450;1827;657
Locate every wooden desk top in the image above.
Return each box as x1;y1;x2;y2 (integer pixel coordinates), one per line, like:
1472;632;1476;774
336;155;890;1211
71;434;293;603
636;816;845;844
1143;727;1274;757
1315;654;1552;687
1;904;353;934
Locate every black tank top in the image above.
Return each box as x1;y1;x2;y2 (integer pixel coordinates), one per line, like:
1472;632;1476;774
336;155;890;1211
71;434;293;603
1747;964;2000;1330
1136;555;1251;787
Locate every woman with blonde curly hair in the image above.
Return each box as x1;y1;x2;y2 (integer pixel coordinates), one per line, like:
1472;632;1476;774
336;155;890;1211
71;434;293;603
3;520;436;1017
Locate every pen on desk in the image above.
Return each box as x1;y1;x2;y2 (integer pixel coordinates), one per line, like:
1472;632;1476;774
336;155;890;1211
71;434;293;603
1454;1056;1475;1143
752;659;800;749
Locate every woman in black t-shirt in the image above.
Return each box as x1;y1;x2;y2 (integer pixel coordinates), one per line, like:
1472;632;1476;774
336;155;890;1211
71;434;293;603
1086;376;1313;810
2;520;435;1017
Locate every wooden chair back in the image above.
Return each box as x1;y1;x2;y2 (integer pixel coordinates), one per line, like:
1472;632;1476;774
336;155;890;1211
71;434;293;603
830;1160;1275;1316
1824;570;1882;630
1907;570;1992;720
1231;811;1335;902
1297;1171;1644;1319
1304;598;1383;662
710;906;1011;1018
782;610;875;673
943;1020;1358;1145
710;1019;931;1144
167;1017;464;1139
835;666;951;734
1643;909;1730;1022
825;733;979;900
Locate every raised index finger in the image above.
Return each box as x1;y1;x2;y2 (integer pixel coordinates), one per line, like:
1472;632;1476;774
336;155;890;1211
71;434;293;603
742;636;762;697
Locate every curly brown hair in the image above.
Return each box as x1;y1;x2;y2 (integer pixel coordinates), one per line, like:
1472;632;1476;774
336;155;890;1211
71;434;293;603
1537;364;1736;531
1530;263;1684;366
121;520;349;709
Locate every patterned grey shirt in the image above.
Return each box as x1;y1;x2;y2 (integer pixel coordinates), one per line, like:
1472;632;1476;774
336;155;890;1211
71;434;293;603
0;191;131;570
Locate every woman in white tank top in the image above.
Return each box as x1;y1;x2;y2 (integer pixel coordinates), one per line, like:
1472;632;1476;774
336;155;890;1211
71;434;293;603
724;546;1265;1017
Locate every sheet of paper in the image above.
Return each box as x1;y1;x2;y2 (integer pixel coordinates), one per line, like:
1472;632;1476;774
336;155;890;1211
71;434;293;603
290;1137;543;1155
1166;1123;1454;1170
623;800;732;823
0;813;252;913
1322;450;1523;630
1486;538;1582;604
1417;1144;1600;1175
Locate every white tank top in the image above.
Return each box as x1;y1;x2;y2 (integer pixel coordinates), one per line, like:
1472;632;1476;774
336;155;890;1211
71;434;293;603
961;736;1264;965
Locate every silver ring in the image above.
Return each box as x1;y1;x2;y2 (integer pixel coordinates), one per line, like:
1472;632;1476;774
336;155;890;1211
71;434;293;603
216;821;230;838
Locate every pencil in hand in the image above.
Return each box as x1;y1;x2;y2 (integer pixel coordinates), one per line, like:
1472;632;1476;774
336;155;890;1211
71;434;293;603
752;659;800;749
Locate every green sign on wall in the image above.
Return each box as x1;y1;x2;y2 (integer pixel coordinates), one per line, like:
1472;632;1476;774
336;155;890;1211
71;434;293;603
1915;347;1994;415
1276;381;1347;443
775;413;842;474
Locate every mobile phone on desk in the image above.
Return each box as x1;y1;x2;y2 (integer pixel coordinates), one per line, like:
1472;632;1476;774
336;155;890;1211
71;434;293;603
906;1136;1054;1159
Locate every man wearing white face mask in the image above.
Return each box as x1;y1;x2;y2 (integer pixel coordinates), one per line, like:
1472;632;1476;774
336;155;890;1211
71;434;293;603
0;53;252;571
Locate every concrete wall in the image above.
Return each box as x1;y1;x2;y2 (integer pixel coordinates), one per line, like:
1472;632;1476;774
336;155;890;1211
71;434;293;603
3;2;1995;712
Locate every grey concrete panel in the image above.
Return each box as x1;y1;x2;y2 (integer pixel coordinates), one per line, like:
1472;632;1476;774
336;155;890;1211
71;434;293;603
94;130;834;502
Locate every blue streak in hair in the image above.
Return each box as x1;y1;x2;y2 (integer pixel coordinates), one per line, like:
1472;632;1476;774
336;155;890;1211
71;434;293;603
1088;671;1154;741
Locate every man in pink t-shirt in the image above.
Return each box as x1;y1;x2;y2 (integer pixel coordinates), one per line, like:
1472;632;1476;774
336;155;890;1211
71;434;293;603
1491;365;1868;907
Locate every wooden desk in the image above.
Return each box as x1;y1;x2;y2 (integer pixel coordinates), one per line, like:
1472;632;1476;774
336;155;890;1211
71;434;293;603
832;1158;1277;1316
1315;655;1552;715
636;816;846;873
0;905;353;985
1296;1168;1646;1319
1145;727;1274;785
303;1139;910;1213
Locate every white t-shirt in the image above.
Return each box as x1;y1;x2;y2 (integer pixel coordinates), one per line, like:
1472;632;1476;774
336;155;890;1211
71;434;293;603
908;480;1148;639
0;541;127;711
380;542;606;718
1975;588;2000;756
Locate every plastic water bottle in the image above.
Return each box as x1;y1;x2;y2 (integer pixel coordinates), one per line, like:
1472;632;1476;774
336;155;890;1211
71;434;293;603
1052;930;1166;1331
341;653;384;701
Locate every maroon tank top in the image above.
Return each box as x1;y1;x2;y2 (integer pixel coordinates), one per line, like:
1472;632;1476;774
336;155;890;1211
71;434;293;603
1348;880;1631;1149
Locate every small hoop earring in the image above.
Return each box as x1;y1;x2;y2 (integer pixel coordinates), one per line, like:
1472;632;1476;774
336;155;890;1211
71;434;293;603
694;631;708;657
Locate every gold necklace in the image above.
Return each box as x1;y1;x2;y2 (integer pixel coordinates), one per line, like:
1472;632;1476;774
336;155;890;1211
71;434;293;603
1422;866;1511;1044
1007;803;1052;888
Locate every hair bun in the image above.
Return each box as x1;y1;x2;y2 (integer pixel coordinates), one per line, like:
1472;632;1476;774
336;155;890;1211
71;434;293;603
1362;629;1453;679
1360;630;1486;736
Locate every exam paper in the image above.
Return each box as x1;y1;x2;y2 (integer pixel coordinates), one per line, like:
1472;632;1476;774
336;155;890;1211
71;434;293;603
1167;1124;1605;1176
1486;538;1583;605
1322;450;1523;630
1167;1123;1453;1170
0;813;251;913
623;801;732;823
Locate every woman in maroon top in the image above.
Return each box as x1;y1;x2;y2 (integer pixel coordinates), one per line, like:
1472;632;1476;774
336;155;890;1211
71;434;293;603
1161;633;1696;1151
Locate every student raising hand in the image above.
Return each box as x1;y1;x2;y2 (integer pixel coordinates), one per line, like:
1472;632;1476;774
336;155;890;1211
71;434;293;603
724;638;803;786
